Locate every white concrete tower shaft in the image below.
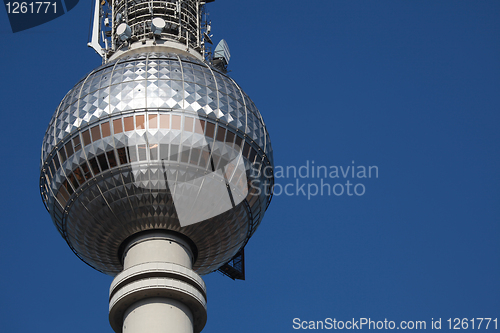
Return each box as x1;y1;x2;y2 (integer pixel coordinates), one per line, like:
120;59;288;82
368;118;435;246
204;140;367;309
109;232;207;333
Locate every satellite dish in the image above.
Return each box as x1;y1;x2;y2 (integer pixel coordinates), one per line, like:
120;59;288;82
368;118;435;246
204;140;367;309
203;32;213;45
151;17;166;36
116;23;131;41
214;39;231;65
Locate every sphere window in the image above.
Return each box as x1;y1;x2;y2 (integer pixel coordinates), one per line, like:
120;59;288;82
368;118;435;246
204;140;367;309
170;144;179;161
73;167;85;185
65;141;74;158
91;125;101;141
89;157;100;175
216;127;225;142
117;147;128;165
225;131;235;147
190;148;201;165
159;144;169;160
82;130;91;146
235;136;242;150
58;147;67;163
138;144;147;161
149;144;158;160
206;122;215;138
63;179;74;195
242;143;250;159
136;115;145;129
113;119;123;134
172;115;181;130
194;119;205;134
73;136;81;152
57;185;70;206
68;172;79;189
200;149;210;169
160;114;170;129
97;153;109;171
48;160;56;178
128;146;138;162
124;116;134;132
53;154;60;170
180;148;190;163
81;162;92;180
107;151;118;168
148;114;158;129
101;122;111;138
184;116;194;132
249;148;257;164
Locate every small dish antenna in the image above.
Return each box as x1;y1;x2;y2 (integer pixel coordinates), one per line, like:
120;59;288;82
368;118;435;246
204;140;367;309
117;23;132;41
203;32;213;45
151;17;166;36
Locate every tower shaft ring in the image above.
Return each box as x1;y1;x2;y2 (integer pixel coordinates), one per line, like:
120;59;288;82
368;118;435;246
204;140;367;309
109;231;207;333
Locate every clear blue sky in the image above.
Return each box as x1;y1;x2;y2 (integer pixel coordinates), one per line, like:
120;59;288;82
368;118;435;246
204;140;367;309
1;1;499;332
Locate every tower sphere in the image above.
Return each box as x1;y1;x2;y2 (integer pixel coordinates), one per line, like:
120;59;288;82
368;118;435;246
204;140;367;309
40;51;274;276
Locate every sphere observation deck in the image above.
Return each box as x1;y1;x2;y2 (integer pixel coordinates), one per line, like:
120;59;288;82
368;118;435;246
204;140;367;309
40;52;274;276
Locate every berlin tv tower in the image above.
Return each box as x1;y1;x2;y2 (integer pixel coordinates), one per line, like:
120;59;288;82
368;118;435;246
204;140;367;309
40;1;274;332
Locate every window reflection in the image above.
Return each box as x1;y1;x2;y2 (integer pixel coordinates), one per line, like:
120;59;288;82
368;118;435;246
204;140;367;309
225;131;235;146
136;115;145;129
216;127;226;142
89;157;100;175
73;167;85;185
59;147;67;163
107;151;117;168
91;125;101;141
138;144;147;161
170;144;179;161
206;122;215;138
113;119;123;134
195;119;205;134
117;147;128;165
243;142;250;159
172;115;181;130
49;160;56;178
63;179;74;195
124;116;134;132
149;114;158;129
235;136;242;150
181;147;190;163
190;148;201;165
200;149;210;169
150;144;158;160
82;130;91;146
53;154;60;170
73;136;81;151
159;144;169;160
184;117;194;132
65;141;74;158
97;153;109;171
81;162;92;180
160;114;170;129
101;122;111;138
68;172;79;189
128;146;138;162
57;185;70;206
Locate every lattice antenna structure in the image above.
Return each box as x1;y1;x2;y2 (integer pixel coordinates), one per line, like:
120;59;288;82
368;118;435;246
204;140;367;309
88;0;216;63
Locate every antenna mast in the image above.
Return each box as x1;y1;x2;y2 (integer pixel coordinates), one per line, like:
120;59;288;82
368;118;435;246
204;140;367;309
88;0;215;63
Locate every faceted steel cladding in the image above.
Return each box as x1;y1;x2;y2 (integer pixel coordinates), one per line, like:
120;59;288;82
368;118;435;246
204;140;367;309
40;52;274;276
